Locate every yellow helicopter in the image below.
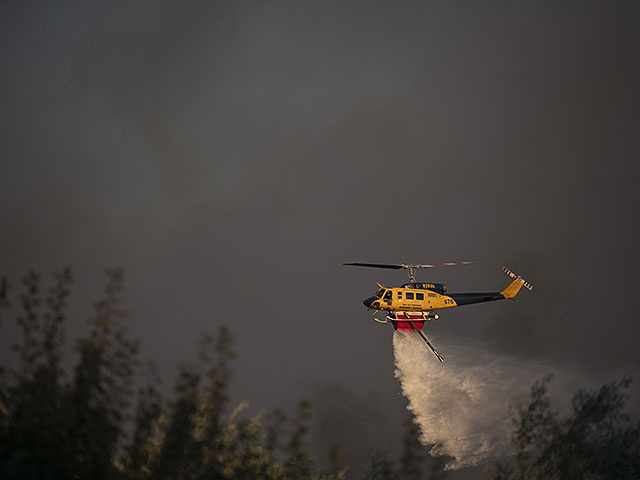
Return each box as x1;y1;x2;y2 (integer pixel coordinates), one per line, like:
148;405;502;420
344;262;533;362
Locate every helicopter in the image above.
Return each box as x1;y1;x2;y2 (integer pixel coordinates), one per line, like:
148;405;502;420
344;262;533;362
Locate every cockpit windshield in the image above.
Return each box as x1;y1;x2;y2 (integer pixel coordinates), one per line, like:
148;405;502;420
374;288;385;298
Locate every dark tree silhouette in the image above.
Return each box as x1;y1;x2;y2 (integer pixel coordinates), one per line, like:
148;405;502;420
328;441;347;475
399;412;448;480
265;408;288;454
285;400;315;478
0;269;346;480
0;268;74;479
69;267;139;479
490;375;640;480
123;371;163;479
363;450;395;480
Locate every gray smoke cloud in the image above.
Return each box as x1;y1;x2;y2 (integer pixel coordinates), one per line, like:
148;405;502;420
393;330;593;470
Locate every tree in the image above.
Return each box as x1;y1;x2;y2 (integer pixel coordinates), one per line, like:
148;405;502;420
399;412;448;480
364;451;395;480
70;267;140;479
122;368;164;479
0;268;74;479
490;375;640;480
0;268;366;480
284;400;315;478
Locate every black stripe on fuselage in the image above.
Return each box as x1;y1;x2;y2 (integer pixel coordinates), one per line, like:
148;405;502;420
448;292;505;306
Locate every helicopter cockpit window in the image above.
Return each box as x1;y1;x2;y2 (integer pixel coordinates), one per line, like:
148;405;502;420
384;291;393;302
374;289;385;298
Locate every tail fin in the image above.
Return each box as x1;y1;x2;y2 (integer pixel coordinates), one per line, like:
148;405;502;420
500;266;533;299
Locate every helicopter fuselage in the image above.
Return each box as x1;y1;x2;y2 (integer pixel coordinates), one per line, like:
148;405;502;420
348;263;532;362
363;282;510;313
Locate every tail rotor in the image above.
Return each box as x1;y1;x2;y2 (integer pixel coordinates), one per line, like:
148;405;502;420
502;266;533;291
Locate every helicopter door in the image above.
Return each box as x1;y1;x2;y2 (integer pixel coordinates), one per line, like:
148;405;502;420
383;290;393;306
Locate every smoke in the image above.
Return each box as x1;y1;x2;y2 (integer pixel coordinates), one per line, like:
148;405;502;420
393;330;583;470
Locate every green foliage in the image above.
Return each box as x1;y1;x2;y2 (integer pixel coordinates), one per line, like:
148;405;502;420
70;267;138;479
0;268;74;479
489;375;640;480
328;441;347;474
284;400;314;478
0;268;345;480
399;414;423;480
264;408;287;454
399;413;448;480
122;376;163;479
364;451;395;480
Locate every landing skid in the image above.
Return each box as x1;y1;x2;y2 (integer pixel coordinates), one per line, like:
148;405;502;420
407;319;444;362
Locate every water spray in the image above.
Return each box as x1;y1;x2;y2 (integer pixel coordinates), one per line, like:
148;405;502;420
393;330;582;470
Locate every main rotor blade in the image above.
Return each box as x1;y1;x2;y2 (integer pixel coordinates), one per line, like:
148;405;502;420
343;262;403;270
417;261;474;268
344;261;473;270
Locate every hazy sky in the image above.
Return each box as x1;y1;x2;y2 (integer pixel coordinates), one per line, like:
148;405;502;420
2;1;639;477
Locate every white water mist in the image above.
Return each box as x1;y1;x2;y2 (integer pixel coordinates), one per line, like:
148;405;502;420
393;330;581;470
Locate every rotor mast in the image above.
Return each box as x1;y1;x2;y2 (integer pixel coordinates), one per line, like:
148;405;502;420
407;265;416;282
